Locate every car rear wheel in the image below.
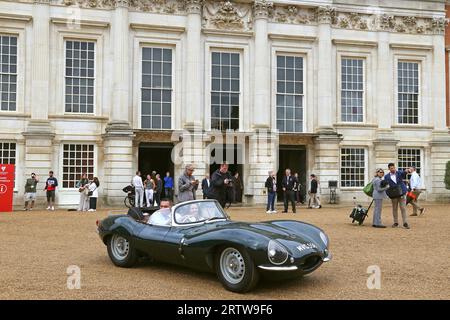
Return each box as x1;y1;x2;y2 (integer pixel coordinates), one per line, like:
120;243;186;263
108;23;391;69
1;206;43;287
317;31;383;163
107;234;138;268
215;246;259;293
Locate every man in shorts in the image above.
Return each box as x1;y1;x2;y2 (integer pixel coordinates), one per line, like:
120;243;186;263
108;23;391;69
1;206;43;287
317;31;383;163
24;173;39;211
44;171;58;211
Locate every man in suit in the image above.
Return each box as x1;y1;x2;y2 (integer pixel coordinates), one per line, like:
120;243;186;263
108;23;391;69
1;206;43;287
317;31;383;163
282;169;297;213
384;163;410;229
201;173;210;200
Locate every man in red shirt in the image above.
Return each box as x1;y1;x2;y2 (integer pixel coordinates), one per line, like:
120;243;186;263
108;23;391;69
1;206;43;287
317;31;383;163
44;171;58;211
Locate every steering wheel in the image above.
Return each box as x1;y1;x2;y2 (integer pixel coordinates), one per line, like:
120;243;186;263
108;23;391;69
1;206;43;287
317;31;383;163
179;215;198;223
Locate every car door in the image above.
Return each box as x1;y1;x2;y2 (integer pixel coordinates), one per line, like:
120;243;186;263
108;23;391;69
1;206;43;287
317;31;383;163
135;224;171;261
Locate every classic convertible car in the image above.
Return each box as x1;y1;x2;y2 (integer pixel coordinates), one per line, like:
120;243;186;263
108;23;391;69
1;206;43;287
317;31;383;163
97;199;331;293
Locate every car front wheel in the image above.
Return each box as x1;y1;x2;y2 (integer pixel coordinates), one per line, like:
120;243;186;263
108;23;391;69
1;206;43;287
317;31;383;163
107;234;138;268
215;246;259;293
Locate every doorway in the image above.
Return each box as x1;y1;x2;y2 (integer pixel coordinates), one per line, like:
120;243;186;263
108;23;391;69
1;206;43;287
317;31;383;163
138;143;174;197
277;146;307;201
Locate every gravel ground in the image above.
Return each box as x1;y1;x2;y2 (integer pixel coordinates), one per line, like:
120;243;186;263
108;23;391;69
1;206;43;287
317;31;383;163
1;203;449;300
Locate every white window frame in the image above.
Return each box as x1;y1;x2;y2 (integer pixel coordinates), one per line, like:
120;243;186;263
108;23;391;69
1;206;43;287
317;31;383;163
397;147;424;186
271;40;314;133
60;143;97;190
274;53;306;133
52;23;105;117
210;50;241;131
0;23;26;115
63;39;96;115
339;147;368;190
132;30;182;131
392;52;428;126
396;60;421;125
339;57;365;123
139;45;174;130
205;40;249;132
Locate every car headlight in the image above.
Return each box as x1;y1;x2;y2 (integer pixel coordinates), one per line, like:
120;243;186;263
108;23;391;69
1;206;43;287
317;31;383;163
320;231;328;247
267;240;289;265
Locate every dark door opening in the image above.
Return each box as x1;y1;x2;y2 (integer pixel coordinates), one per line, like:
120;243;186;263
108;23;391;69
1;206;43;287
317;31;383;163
138;143;174;198
277;146;307;202
209;143;243;202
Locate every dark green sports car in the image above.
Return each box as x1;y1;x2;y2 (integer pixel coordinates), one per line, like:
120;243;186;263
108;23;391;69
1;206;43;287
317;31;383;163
97;199;331;293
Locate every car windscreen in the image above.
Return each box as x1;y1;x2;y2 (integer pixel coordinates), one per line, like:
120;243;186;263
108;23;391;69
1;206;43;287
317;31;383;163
174;202;226;225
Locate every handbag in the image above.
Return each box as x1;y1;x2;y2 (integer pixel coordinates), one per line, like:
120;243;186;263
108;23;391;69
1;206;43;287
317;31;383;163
88;186;97;197
362;182;374;197
386;185;403;199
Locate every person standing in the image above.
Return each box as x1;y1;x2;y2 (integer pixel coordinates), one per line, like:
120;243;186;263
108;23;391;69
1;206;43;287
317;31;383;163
201;173;210;200
88;177;100;212
132;171;144;208
408;166;425;216
294;173;300;204
308;174;322;209
76;173;90;212
282;169;296;213
154;174;163;206
164;172;174;201
44;171;58;211
178;164;198;203
384;163;410;229
372;168;390;228
144;174;155;207
232;172;243;203
24;173;39;211
208;162;233;208
265;171;277;214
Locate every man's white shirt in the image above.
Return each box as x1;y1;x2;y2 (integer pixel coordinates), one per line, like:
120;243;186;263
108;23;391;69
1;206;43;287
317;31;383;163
409;172;422;190
132;175;144;189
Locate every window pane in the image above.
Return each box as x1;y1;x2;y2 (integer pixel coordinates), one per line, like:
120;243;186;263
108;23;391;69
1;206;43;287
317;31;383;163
340;148;365;187
341;58;364;122
62;144;95;188
140;47;173;129
276;55;304;132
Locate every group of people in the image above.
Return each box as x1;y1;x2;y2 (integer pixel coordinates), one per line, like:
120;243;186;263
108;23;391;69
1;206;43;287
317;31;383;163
131;163;243;210
371;163;425;229
265;169;321;214
23;171;100;212
76;173;101;212
131;171;172;208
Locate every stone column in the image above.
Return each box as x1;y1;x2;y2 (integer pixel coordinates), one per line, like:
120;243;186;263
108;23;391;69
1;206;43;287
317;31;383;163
316;6;335;133
22;0;55;190
376;31;393;131
244;1;274;204
183;0;203;130
103;1;135;205
252;0;272;129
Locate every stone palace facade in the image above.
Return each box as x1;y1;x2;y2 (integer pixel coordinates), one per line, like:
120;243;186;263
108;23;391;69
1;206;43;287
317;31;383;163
1;0;449;206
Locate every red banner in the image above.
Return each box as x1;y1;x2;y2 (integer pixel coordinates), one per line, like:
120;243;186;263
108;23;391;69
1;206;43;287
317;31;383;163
0;164;15;212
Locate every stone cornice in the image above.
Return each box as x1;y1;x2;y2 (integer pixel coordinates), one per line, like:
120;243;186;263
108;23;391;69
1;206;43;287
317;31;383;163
51;17;110;28
0;13;33;23
332;39;378;48
4;1;448;35
130;23;185;33
268;33;316;42
389;43;434;51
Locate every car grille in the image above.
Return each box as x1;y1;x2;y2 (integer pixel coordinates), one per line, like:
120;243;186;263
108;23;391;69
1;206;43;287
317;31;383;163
300;255;322;272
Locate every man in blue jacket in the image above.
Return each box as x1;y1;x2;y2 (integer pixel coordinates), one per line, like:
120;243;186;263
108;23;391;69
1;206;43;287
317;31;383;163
384;163;410;229
164;171;174;201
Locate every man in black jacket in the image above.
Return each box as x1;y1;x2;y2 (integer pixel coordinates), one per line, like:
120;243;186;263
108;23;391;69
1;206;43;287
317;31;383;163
308;174;321;209
208;163;233;208
201;173;210;200
265;170;277;213
154;174;163;206
282;169;297;213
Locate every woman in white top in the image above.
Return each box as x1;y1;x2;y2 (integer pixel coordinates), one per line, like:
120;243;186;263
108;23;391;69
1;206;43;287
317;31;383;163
88;177;100;212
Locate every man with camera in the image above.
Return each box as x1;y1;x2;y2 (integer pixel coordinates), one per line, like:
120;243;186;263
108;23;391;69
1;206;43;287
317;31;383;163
178;164;199;203
208;162;233;209
24;173;39;211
